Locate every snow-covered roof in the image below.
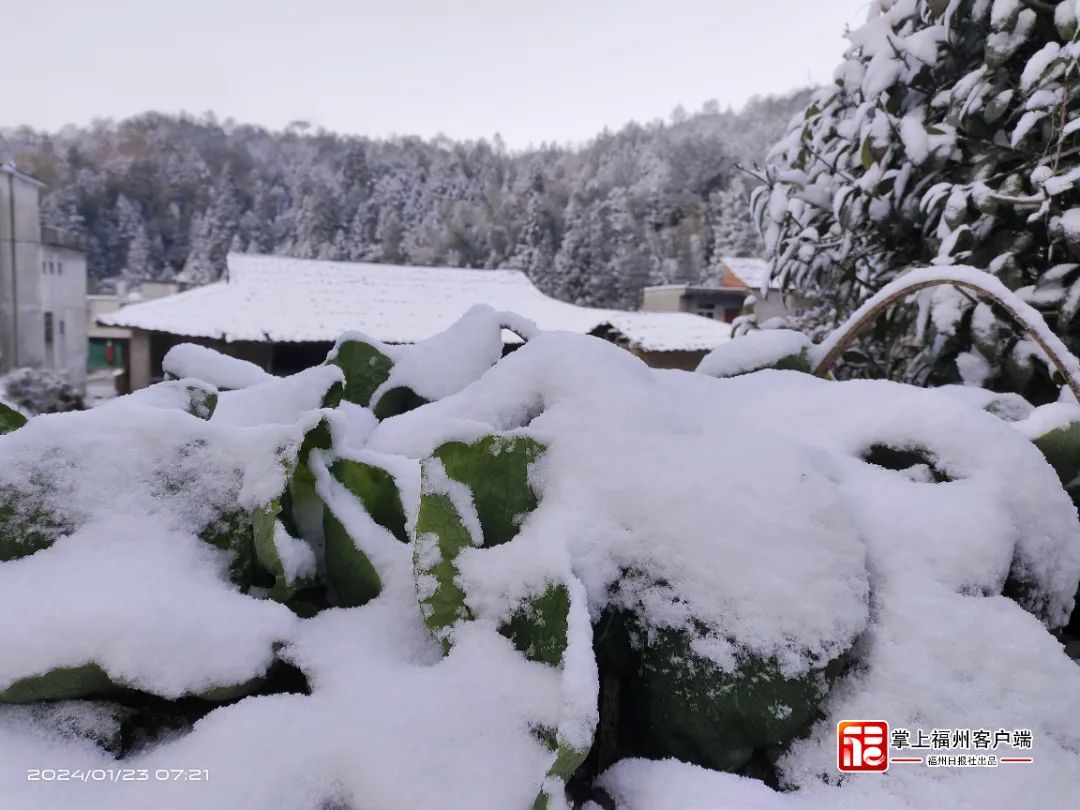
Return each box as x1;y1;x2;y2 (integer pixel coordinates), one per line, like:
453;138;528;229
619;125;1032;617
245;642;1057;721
719;256;771;290
717;258;768;287
644;257;776;296
100;254;732;352
596;312;733;352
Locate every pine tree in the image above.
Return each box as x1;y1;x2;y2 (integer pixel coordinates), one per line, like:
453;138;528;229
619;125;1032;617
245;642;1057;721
205;166;241;276
552;193;597;305
124;224;155;280
607;187;654;308
179;213;214;286
710;180;762;263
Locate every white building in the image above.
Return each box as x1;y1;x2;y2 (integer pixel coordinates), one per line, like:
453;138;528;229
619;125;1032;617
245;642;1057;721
101;254;734;388
0;164;88;388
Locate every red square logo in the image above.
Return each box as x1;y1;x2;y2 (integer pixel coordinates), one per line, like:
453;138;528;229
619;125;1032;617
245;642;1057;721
837;720;889;772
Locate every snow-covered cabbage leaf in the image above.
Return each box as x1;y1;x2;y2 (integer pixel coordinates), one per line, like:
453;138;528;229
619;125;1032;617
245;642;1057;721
0;401;27;434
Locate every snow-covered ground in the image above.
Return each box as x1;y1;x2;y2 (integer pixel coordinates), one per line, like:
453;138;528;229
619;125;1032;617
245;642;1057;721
0;307;1078;810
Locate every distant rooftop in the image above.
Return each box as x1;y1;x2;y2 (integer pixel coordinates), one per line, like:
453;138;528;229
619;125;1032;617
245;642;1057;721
100;254;732;353
0;162;46;188
713;256;771;291
646;257;775;294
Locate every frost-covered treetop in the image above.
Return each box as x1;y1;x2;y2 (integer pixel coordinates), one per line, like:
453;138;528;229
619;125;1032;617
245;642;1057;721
756;0;1080;395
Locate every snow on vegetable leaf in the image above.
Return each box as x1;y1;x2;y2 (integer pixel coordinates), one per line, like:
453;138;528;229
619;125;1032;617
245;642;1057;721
325;334;396;408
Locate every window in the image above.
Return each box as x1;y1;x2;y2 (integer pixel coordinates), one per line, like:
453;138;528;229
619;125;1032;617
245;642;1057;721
57;261;63;274
59;319;66;338
44;312;54;345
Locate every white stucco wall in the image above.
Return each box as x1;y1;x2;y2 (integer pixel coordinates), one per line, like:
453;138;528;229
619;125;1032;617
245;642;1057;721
40;244;88;387
0;168;46;373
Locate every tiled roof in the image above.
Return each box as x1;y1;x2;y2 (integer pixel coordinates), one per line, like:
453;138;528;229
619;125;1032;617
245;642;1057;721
101;254;732;352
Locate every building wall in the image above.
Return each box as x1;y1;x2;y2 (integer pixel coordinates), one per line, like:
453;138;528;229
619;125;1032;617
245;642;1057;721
629;347;707;371
683;290;746;322
88;296;134;342
139;281;180;300
641;287;686;313
39;244;88;387
129;330;152;391
642;286;747;322
0;170;45;373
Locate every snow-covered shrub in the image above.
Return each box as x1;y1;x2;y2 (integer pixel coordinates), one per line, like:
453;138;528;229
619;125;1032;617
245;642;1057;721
0;367;84;415
163;344;273;390
756;0;1080;400
1;302;1079;809
696;329;812;378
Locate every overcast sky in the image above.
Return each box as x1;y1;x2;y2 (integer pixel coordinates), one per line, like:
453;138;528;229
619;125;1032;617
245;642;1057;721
0;0;869;148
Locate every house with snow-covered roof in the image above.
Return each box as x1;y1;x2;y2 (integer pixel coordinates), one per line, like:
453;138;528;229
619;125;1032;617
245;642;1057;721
641;256;810;325
98;254;732;390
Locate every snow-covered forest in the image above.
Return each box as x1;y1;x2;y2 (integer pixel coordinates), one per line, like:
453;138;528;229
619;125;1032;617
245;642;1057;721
0;91;805;309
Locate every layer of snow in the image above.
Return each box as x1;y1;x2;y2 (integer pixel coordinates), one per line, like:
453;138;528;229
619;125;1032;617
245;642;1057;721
0;516;297;698
370;336;869;676
696;329;810;378
162;343;274;389
1013;401;1080;440
101;254;730;353
3;314;1080;810
211;364;343;427
372;305;526;405
936;384;1035;422
899;115;930;165
597;759;796;810
599;311;735;352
